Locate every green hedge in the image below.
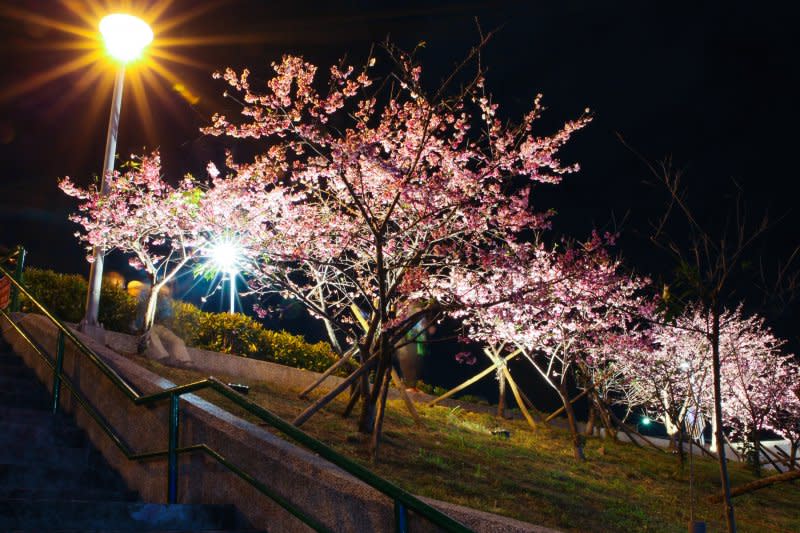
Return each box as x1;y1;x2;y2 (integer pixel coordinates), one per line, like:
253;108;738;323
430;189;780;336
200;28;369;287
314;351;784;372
162;301;339;373
19;268;137;332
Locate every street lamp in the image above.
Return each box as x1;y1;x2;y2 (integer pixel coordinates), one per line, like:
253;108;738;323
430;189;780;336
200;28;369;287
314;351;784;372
83;14;153;329
208;240;242;315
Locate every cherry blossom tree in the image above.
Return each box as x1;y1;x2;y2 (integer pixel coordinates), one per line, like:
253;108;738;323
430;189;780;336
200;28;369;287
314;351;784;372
454;232;651;460
204;43;591;448
720;311;797;472
59;152;205;341
615;304;714;454
616;303;798;473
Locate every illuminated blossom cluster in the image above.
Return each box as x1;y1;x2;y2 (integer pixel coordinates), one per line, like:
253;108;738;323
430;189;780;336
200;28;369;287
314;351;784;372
616;304;800;454
59;152;205;331
454;232;652;459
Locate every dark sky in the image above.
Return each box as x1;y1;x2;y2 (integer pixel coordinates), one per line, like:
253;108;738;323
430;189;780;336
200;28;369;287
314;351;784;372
0;0;797;296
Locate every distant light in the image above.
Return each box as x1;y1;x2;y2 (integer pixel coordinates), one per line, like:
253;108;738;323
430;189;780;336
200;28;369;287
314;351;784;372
641;416;651;426
99;14;153;63
208;239;242;274
679;361;691;372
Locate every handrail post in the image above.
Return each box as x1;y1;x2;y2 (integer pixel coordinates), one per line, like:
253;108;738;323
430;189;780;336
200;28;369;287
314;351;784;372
394;500;408;533
9;245;25;312
167;392;180;504
52;330;65;414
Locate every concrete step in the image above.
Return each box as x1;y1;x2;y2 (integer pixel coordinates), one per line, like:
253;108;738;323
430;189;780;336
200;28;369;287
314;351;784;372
0;405;70;421
0;419;87;448
0;374;51;392
0;352;24;366
0;424;87;448
0;389;52;410
0;463;131;492
0;443;90;467
0;362;39;377
0;485;138;502
0;500;249;530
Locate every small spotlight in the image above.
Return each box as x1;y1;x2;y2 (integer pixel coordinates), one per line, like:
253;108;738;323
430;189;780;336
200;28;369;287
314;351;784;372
208;239;242;274
641;416;651;425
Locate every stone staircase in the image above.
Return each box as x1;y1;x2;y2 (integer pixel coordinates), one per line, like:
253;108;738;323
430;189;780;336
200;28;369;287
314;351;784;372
0;346;266;532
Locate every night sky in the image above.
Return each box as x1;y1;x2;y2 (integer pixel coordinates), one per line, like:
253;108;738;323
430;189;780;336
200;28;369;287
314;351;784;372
1;1;798;382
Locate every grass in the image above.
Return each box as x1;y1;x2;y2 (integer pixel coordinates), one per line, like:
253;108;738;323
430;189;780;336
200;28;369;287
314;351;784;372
131;356;800;532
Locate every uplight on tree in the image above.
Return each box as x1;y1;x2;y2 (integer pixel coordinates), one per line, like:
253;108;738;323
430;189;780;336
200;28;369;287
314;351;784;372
99;14;153;63
209;240;242;274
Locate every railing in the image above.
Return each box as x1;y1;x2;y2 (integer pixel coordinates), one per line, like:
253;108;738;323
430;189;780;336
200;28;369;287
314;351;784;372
0;248;472;533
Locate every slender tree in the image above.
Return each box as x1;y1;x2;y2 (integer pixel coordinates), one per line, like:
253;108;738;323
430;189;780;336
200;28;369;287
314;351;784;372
60;152;205;343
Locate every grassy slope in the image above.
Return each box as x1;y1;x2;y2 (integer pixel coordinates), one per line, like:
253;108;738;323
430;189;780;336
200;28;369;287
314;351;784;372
132;357;799;533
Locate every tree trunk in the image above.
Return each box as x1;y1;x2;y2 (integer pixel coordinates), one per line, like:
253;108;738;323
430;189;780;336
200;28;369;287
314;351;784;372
558;381;585;461
711;307;737;533
358;343;389;434
497;369;507;419
750;429;762;476
677;428;686;468
144;284;160;330
585;404;596;436
370;370;392;459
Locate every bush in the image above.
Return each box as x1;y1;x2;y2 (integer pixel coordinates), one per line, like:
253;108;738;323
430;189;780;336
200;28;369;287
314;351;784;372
162;301;339;373
19;268;137;332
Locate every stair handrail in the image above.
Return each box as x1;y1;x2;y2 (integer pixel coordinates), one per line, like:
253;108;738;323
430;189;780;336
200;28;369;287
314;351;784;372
0;258;472;533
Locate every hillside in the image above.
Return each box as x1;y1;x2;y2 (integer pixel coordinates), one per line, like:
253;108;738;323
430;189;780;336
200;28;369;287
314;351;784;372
131;355;799;533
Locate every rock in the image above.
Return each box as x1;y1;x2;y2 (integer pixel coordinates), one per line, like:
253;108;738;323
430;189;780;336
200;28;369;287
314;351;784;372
143;327;169;361
153;324;192;365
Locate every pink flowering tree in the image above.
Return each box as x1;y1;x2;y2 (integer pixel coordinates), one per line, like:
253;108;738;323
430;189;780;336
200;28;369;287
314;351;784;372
616;303;798;471
719;310;798;472
204;44;591;446
59;152;205;340
455;233;651;460
615;304;715;456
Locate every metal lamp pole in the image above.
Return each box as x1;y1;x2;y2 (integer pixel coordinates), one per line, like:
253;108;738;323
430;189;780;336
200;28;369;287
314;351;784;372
228;271;236;315
84;66;125;327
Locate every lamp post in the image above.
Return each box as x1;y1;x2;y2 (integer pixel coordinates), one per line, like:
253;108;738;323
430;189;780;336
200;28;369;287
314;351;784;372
83;14;153;329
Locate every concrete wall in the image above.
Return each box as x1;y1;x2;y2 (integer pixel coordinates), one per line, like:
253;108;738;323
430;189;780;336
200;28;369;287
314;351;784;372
2;314;551;533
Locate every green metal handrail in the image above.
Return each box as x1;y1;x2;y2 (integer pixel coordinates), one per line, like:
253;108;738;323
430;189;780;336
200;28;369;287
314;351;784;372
0;255;472;533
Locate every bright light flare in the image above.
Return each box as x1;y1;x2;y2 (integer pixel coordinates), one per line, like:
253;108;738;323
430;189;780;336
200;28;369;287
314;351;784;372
208;240;242;274
641;416;651;426
99;14;153;63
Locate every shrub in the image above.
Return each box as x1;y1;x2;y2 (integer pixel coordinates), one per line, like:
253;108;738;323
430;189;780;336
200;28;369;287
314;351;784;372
162;301;338;373
19;268;137;332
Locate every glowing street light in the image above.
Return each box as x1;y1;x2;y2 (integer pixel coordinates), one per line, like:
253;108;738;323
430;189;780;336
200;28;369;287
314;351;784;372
84;13;153;329
207;240;243;314
99;14;153;63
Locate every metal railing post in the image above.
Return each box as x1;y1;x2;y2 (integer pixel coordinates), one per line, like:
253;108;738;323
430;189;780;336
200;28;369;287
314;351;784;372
395;500;408;533
9;245;25;312
168;392;180;504
52;330;65;414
